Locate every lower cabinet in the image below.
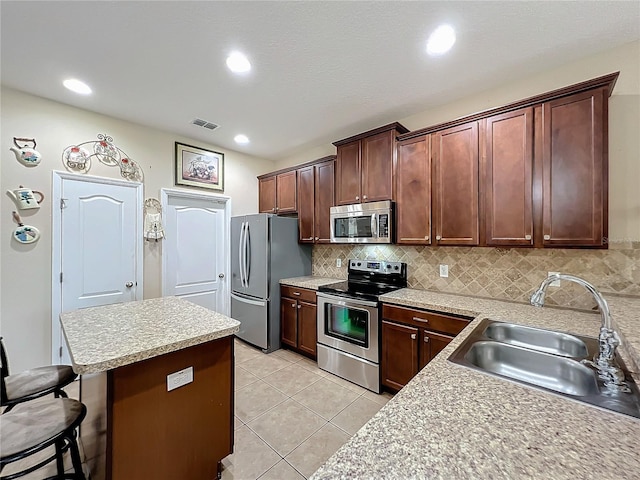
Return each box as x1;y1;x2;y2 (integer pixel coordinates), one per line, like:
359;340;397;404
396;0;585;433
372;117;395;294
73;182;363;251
280;285;317;358
381;304;472;392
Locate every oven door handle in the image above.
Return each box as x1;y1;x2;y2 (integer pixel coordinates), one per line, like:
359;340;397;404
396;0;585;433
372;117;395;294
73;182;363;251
316;292;379;308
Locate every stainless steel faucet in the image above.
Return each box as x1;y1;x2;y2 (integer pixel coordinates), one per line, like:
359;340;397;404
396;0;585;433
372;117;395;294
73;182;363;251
530;273;629;392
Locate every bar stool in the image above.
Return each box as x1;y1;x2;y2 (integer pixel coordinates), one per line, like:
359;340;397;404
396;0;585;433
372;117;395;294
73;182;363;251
1;337;77;413
0;396;87;479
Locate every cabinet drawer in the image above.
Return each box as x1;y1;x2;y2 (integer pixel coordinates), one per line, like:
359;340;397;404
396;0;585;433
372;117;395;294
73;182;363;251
280;285;316;304
382;304;471;336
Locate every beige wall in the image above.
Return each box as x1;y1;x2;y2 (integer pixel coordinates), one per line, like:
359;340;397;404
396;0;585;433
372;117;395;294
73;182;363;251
277;40;640;242
0;87;275;371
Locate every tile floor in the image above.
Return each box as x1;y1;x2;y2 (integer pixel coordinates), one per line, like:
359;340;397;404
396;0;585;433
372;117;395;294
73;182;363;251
222;338;393;480
2;340;392;480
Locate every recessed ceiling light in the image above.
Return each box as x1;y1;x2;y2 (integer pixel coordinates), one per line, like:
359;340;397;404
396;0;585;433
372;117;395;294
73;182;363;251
426;25;456;56
63;78;92;95
234;134;250;145
226;52;251;73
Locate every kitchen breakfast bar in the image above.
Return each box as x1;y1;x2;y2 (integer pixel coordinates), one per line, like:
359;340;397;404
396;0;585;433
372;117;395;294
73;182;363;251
60;296;240;480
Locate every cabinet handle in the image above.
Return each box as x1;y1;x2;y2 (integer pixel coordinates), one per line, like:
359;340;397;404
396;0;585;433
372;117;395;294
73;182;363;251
525;234;532;240
435;235;441;241
413;317;428;323
355;196;360;201
302;237;314;241
424;336;429;343
293;292;301;296
410;334;417;340
544;234;551;240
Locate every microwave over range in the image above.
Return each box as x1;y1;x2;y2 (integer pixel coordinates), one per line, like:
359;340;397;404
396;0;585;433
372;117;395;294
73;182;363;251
330;200;394;244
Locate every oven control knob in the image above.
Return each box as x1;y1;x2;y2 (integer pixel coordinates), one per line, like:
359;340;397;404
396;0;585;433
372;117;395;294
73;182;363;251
394;265;399;270
357;262;361;266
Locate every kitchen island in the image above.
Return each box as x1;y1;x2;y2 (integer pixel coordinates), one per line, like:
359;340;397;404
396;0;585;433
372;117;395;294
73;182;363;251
310;289;640;480
60;296;240;480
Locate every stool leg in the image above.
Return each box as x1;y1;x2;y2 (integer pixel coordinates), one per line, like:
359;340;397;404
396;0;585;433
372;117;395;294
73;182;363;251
67;431;85;480
54;438;65;476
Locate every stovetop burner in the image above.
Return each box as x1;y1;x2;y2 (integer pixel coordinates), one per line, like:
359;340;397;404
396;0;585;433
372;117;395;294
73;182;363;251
318;259;407;302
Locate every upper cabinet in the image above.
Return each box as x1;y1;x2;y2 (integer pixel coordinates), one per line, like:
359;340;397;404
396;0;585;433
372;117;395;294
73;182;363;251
258;170;297;214
396;135;432;245
539;88;607;247
483;107;534;246
333;123;409;205
432;122;479;246
297;156;336;243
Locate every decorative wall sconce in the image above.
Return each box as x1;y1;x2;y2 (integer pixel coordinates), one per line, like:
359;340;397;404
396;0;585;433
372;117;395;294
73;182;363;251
62;134;143;182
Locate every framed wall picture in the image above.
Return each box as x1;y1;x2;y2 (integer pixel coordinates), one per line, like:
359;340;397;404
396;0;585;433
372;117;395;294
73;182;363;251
175;142;224;191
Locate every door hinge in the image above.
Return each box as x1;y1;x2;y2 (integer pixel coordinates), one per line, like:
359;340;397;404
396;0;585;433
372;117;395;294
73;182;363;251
60;198;68;209
59;346;63;357
60;272;63;283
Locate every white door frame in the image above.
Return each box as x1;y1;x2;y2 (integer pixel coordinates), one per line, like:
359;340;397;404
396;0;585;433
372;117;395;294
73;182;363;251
51;171;144;364
161;188;232;315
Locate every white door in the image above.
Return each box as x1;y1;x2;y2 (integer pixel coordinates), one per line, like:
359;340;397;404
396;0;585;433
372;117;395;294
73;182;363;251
162;189;230;315
52;172;143;364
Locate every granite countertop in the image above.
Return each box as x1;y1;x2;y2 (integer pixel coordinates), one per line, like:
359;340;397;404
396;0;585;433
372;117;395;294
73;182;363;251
312;288;640;480
60;296;240;374
279;276;342;290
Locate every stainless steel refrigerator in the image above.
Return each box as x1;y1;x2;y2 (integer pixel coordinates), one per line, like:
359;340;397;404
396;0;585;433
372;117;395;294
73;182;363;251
231;214;312;352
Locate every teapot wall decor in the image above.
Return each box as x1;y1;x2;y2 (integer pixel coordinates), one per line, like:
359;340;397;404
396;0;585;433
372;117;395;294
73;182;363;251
61;133;143;182
10;137;42;166
7;185;45;210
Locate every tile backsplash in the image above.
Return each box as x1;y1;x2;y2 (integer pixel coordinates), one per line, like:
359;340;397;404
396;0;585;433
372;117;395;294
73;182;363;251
312;242;640;310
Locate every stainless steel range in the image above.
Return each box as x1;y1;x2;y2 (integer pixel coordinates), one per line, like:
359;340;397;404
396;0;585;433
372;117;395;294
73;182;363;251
316;259;407;393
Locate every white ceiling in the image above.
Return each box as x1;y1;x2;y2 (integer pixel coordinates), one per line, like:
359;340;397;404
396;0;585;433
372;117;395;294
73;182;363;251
2;1;639;161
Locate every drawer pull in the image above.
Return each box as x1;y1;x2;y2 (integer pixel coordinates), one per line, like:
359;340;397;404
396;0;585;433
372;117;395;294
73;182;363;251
293;292;301;296
413;317;429;323
410;334;417;340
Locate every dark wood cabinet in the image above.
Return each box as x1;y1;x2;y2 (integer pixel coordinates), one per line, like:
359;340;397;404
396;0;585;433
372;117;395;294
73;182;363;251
334;123;409;206
432;122;479;246
396;135;431;244
381;304;471;392
298;158;336;243
540;88;608;247
483;107;534;246
258;171;297;214
280;285;317;358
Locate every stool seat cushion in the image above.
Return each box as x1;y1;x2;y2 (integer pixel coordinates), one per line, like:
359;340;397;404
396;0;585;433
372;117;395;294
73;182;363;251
4;365;76;401
0;398;84;458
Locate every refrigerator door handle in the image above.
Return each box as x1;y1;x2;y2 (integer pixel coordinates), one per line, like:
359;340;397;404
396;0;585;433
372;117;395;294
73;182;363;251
231;292;266;307
239;221;247;287
245;222;251;286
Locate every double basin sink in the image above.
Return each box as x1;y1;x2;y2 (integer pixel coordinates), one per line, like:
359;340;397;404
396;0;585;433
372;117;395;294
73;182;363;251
448;318;640;419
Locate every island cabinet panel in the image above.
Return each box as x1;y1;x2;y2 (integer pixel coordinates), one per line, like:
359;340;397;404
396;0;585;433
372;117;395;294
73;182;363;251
432;122;479;246
108;337;233;480
335;141;362;205
258;171;297;214
298;159;336;243
396;135;431;244
541;87;607;247
381;304;472;392
259;176;277;213
280;286;317;359
483;107;534;246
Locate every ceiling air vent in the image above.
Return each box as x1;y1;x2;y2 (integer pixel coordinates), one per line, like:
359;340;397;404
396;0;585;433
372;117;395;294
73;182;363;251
191;118;219;130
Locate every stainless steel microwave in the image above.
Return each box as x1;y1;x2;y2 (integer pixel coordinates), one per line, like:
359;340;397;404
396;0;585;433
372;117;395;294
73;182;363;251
330;200;393;244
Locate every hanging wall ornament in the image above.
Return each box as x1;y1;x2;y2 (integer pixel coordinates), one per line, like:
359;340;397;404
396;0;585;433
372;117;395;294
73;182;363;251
143;198;165;242
61;134;143;182
11;211;41;244
10;137;42;166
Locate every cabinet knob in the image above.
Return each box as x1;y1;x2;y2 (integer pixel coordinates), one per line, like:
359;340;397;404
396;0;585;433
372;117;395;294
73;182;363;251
425;236;429;241
435;235;441;241
424;336;429;343
363;195;367;200
525;234;532;241
272;208;277;213
291;303;296;307
125;282;134;288
297;305;301;309
411;333;417;340
544;234;551;240
355;196;360;201
315;237;319;241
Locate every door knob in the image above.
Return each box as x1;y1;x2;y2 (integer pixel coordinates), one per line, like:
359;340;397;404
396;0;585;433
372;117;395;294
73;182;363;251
125;282;134;288
218;273;225;279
